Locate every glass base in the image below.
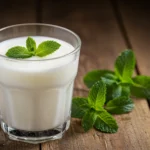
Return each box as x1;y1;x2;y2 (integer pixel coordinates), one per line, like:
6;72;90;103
1;120;69;144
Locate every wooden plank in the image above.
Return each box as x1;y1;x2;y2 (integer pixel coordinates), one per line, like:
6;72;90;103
41;0;150;149
0;0;40;150
41;0;127;90
116;0;150;75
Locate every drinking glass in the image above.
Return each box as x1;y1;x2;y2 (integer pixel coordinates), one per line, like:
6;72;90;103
0;23;81;144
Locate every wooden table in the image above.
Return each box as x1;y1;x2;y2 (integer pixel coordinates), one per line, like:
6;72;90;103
0;0;150;149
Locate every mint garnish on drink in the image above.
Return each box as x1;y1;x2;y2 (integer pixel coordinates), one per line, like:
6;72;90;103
6;46;33;58
26;37;36;52
6;37;61;58
36;41;61;57
72;50;150;133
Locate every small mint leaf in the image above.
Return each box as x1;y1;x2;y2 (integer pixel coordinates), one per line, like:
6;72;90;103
105;84;130;104
101;77;118;86
94;110;118;133
26;37;36;52
131;75;150;99
71;98;90;119
115;50;135;82
112;84;130;99
105;85;114;103
82;109;97;132
105;96;134;114
88;81;106;111
84;70;115;88
6;46;33;58
36;41;61;57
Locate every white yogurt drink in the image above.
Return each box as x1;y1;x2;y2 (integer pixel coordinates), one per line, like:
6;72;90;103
0;24;81;144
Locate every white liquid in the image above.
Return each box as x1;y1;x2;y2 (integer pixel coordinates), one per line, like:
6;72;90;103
0;36;79;131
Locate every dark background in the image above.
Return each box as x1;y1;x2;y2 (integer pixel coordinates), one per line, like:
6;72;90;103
0;0;150;34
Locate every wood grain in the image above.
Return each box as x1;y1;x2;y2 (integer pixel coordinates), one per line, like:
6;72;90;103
116;0;150;75
41;0;127;90
0;0;40;150
41;0;150;149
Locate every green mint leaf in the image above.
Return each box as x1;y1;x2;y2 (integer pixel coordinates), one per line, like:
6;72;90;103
115;50;135;82
94;110;118;133
82;109;97;132
71;98;90;119
26;37;36;52
84;70;115;88
36;41;61;57
105;85;114;103
105;96;134;114
6;46;33;58
112;84;130;99
105;84;130;104
131;75;150;99
101;76;118;86
88;81;106;111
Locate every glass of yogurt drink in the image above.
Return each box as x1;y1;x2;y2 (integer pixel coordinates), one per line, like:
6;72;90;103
0;24;81;144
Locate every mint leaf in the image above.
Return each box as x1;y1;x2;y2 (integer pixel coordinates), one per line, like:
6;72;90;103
88;81;106;111
84;70;115;88
94;110;118;133
36;41;61;57
131;75;150;99
115;50;135;82
101;77;117;86
6;37;61;59
26;37;36;52
105;84;130;104
82;109;97;131
105;85;114;103
112;84;130;99
105;96;134;114
6;46;33;58
101;73;119;86
71;98;90;119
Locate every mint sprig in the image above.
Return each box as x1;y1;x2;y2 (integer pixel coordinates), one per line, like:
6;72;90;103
72;81;118;133
6;37;61;58
72;49;150;133
83;50;150;100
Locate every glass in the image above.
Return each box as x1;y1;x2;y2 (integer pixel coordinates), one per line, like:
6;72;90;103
0;23;81;144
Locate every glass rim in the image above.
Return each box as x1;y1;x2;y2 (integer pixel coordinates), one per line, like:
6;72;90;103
0;23;81;62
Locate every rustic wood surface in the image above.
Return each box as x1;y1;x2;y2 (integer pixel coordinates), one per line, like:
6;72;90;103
0;0;150;150
116;0;150;76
